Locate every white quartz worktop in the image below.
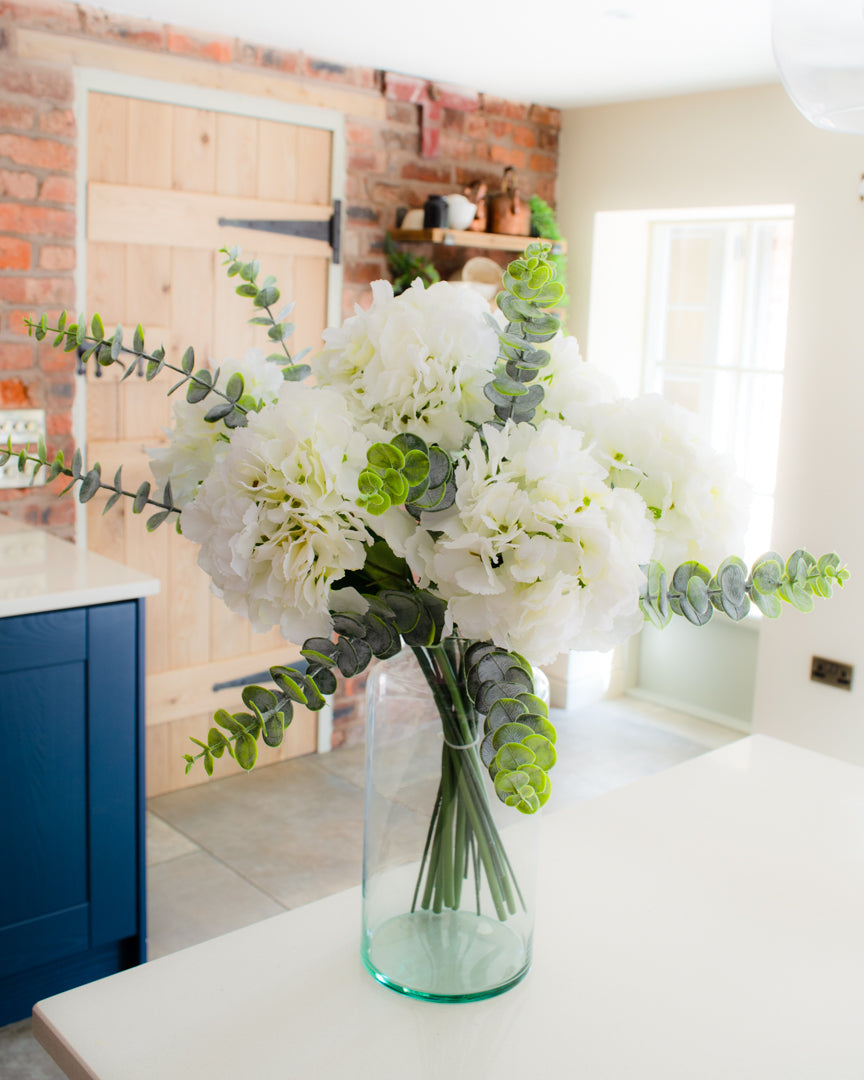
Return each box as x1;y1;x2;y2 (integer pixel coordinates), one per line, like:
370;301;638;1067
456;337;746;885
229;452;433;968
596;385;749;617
0;515;159;618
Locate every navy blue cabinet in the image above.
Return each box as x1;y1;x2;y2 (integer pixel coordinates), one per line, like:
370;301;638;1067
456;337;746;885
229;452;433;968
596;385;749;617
0;600;146;1025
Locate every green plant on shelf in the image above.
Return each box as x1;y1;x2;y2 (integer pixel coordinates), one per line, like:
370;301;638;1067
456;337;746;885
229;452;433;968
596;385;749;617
384;233;440;295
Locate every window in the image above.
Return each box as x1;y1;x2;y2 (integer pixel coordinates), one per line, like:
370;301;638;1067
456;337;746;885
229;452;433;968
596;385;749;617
642;217;794;560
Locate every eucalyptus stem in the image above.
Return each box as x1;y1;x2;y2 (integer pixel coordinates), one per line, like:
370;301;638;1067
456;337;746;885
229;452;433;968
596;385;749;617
410;642;518;923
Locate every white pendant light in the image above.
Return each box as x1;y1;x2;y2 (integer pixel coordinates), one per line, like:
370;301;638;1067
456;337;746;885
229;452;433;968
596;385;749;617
772;0;864;132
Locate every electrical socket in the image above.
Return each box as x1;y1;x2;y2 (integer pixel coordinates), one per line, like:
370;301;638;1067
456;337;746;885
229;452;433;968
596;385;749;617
810;656;854;692
0;409;47;489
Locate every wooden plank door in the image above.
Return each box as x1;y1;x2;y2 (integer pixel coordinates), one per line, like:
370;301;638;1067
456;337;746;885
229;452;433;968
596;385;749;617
85;91;335;796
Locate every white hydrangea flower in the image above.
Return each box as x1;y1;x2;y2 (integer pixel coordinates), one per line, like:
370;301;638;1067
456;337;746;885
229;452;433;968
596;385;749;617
148;349;285;507
315;278;498;451
179;386;374;644
405;419;655;665
588;394;750;570
532;331;618;430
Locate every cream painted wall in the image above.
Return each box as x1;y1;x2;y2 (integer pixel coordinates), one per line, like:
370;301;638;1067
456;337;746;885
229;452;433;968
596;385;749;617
558;83;864;765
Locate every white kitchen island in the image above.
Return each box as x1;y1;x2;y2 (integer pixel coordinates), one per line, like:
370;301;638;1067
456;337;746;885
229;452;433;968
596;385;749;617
32;734;864;1079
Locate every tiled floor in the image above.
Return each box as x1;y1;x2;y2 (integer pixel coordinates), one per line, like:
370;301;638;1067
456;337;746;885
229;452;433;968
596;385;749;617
1;695;742;1079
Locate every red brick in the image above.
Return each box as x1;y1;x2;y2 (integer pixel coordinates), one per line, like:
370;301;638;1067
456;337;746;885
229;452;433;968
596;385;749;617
455;166;500;188
302;56;375;88
380;128;419;153
385;100;417;126
529;104;561;129
349;149;386;174
442;109;465;134
0;275;75;305
537;126;559;152
0;65;72;103
37;338;77;370
0;204;75;237
0;236;31;269
0;169;37;199
483;96;529;121
346;205;380;226
80;8;164;49
241;44;301;74
45;373;76;406
38;244;75;270
5;309;43;336
39;175;75;204
46;409;73;436
401;161;452;184
345;174;368;202
513;125;536;149
370;181;415;206
167;31;234;63
346;122;375;148
438;135;473;161
533;177;556;204
490;120;513;138
0;341;34;369
344;260;386;285
0;376;33;406
529;152;556;174
489;144;526;168
0;104;35;131
0;134;76;171
465;114;489;139
38;109;75;138
0;1;82;35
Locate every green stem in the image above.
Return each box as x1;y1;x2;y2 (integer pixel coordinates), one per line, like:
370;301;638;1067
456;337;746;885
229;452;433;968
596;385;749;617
410;641;518;922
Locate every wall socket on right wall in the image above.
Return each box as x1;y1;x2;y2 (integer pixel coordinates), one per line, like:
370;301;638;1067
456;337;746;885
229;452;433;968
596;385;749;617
810;656;854;691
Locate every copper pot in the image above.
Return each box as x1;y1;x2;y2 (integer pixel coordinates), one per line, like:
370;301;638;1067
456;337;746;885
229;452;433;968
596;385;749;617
488;167;530;236
465;180;488;232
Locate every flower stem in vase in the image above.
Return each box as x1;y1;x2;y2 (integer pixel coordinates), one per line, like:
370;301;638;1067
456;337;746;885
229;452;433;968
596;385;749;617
410;641;522;925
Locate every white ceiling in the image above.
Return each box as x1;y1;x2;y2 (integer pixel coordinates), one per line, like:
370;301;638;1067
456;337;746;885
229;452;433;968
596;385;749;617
89;0;780;107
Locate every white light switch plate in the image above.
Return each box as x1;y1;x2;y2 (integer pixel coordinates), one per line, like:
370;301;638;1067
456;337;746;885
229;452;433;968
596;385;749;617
0;408;47;489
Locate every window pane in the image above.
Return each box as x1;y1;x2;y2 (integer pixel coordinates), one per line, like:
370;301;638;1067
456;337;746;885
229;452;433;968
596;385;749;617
667;232;715;304
665;308;710;365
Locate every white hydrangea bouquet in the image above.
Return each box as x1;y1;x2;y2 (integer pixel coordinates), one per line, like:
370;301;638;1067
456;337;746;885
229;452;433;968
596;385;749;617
19;243;846;937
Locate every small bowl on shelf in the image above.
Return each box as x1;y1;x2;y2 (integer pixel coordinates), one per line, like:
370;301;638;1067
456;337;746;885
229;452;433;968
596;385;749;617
444;194;477;231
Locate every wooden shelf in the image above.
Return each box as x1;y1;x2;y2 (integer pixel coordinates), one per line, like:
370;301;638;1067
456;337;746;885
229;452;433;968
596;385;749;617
390;228;566;254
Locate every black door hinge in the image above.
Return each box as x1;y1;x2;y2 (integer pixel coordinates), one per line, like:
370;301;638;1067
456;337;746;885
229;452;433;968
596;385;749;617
219;199;341;264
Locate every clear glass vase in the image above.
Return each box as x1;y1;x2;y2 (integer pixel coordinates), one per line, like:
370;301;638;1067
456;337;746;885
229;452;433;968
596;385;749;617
361;639;545;1003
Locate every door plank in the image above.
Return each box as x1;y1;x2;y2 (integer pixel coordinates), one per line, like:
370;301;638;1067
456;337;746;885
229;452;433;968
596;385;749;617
88;183;331;255
127;98;173;190
256;118;298;201
295;126;332;205
87;93;128;184
215;113;258;198
172;105;216;194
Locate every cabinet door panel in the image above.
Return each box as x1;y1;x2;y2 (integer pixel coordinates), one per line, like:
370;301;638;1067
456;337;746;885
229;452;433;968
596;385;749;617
0;905;89;980
0;659;87;928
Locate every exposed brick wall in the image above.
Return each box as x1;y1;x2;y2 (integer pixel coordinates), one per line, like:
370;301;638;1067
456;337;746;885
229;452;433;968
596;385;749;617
0;0;560;742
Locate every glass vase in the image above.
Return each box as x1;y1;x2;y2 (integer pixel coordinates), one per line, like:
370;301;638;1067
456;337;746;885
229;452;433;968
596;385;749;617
361;639;545;1003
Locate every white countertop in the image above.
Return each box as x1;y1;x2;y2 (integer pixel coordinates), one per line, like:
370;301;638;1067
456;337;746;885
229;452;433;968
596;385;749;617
32;735;864;1080
0;515;159;618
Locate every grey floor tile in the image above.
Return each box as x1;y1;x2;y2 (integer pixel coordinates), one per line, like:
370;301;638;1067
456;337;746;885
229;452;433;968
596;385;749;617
146;850;285;960
0;1019;66;1080
146;810;199;867
549;698;713;807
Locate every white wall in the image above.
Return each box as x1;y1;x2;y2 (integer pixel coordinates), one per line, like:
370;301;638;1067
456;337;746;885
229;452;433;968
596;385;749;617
558;84;864;765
